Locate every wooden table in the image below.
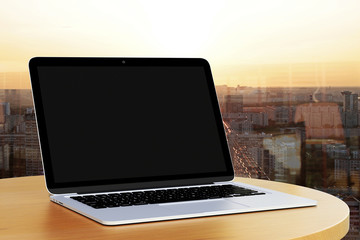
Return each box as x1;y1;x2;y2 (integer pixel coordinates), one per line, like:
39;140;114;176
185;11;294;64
0;176;349;240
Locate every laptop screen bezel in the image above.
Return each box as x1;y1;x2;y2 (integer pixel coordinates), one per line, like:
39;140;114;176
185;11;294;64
29;57;234;194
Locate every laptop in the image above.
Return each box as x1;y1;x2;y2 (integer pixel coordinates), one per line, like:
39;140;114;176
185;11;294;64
28;57;317;225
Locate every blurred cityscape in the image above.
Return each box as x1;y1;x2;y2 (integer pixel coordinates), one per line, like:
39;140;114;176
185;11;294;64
217;85;360;239
1;63;360;239
0;89;41;178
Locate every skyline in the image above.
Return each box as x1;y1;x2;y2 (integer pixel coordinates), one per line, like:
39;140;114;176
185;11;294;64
1;60;360;89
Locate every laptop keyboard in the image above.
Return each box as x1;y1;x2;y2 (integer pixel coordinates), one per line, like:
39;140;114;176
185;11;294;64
70;185;265;209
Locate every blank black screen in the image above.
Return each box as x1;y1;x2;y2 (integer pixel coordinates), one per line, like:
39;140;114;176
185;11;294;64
37;66;228;184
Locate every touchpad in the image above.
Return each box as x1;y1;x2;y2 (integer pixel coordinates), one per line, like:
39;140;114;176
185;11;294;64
160;200;248;214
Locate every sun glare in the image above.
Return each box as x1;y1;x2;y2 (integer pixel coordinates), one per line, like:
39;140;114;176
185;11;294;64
139;1;224;56
1;0;360;87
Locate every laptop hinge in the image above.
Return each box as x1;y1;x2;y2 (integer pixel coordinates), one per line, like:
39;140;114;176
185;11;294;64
75;183;218;195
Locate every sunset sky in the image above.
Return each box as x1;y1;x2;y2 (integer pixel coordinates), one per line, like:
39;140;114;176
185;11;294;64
1;0;360;88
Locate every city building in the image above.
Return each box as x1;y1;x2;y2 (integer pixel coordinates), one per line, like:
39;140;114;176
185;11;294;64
223;94;243;113
0;133;26;178
241;120;253;134
24;112;42;176
222;111;268;132
0;102;10;124
248;147;275;180
294;103;344;139
343;195;360;239
0;144;10;172
263;134;301;183
274;106;296;124
264;106;276;122
341;91;359;128
4;115;24;133
335;158;360;195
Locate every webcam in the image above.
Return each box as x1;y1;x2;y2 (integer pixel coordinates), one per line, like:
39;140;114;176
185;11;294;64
122;60;125;64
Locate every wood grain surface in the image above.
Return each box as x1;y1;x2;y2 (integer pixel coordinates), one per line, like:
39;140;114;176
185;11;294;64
0;176;349;240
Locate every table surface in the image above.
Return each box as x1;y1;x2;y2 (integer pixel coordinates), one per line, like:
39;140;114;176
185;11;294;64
0;176;349;240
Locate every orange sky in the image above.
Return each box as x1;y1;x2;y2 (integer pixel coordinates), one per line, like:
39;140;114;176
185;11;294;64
1;0;360;88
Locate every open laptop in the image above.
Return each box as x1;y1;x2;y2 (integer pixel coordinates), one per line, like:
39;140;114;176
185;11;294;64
29;57;317;225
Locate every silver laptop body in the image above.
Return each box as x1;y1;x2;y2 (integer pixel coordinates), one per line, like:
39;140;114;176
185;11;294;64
29;57;316;225
51;181;316;225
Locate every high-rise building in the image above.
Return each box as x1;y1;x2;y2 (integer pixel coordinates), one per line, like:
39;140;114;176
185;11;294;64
5;90;22;115
263;149;275;180
341;91;358;128
0;133;26;178
0;144;10;172
0;102;10;124
25;112;42;176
